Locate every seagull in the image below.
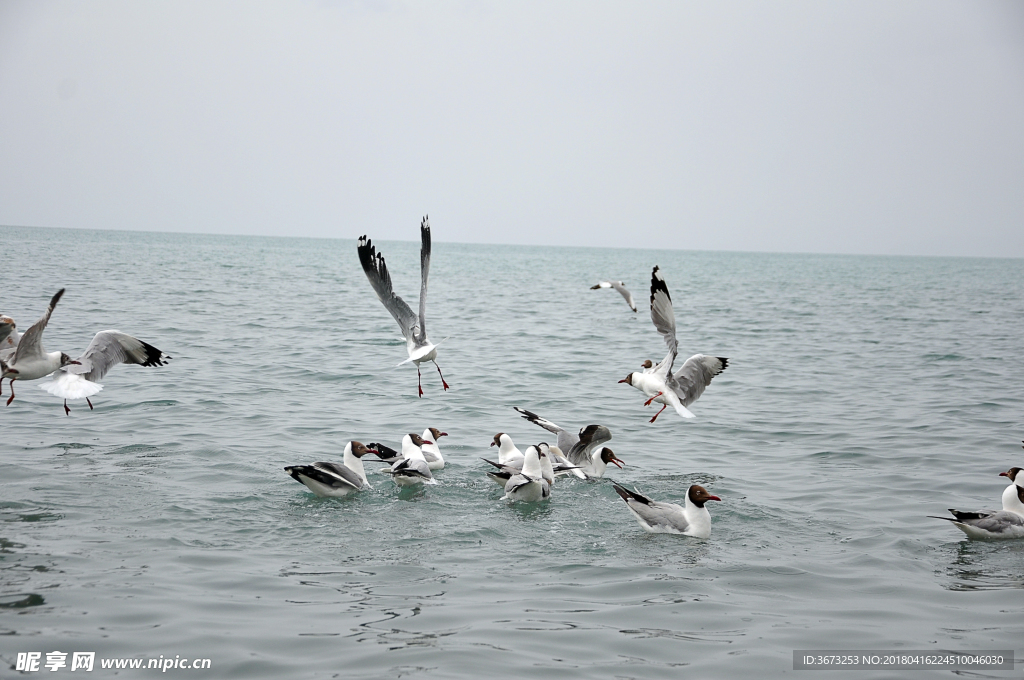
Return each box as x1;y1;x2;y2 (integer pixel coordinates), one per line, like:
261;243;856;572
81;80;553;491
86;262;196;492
499;445;550;502
420;427;448;470
490;432;525;467
357;216;449;397
382;433;437;487
611;482;721;537
1;289;79;407
513;407;623;478
284;441;374;498
590;280;637;312
38;331;171;415
618;266;728;423
931;469;1024;540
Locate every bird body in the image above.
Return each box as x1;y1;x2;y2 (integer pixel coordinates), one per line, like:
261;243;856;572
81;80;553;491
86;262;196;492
285;442;373;498
612;483;720;537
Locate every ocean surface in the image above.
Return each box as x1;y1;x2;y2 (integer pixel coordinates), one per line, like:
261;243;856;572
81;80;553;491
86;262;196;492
2;225;1023;679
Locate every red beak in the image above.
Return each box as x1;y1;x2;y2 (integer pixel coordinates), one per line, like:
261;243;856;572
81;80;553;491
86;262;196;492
490;441;496;447
706;495;722;502
422;440;433;446
439;432;448;437
617;378;628;384
999;472;1009;477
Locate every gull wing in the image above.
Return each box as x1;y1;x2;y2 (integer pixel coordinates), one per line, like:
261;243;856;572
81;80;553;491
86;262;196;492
649;267;677;376
609;281;637;312
357;235;420;344
612;483;689;532
64;331;170;382
417;216;430;344
13;288;64;364
565;424;612;466
514;406;578;452
670;354;728;407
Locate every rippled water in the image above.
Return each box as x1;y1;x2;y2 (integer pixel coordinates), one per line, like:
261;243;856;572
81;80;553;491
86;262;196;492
2;225;1023;678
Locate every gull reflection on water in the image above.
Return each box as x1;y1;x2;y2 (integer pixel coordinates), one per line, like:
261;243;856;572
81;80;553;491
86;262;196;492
942;540;1024;591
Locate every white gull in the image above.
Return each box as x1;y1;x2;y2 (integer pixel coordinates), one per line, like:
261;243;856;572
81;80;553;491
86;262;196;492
618;266;728;423
357;216;449;397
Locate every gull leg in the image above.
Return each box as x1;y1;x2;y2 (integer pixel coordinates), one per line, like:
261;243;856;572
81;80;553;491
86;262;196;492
6;379;15;406
434;361;450;391
417;366;423;398
87;398;94;410
649;403;668;423
64;400;70;416
643;391;663;407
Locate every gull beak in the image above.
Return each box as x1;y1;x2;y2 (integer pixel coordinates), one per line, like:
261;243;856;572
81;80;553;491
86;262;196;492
706;495;722;502
422;440;433;446
439;432;448;437
70;360;82;365
610;456;625;469
617;378;628;384
490;441;496;447
999;472;1009;477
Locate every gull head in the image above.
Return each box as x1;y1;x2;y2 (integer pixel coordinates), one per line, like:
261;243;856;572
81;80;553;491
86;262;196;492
349;441;372;458
618;373;635;386
601;448;625;468
60;353;81;368
688;485;721;508
428;427;448;440
410;433;432;447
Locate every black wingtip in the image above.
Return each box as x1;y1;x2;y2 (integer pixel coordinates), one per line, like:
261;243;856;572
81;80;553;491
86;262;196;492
649;266;670;305
50;288;66;309
719;357;729;370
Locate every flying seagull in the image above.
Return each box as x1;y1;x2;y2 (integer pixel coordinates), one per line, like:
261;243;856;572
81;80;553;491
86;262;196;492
357;216;449;397
1;289;79;406
39;330;171;414
618;266;728;422
590;280;637;312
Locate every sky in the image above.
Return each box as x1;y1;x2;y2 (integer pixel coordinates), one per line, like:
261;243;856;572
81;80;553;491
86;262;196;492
1;1;1022;257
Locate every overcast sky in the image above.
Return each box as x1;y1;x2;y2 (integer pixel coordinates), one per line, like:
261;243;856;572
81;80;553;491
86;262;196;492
1;1;1021;257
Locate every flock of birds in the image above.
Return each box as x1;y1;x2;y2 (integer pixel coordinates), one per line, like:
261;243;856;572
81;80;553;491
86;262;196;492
5;216;1021;539
0;289;170;415
292;217;731;536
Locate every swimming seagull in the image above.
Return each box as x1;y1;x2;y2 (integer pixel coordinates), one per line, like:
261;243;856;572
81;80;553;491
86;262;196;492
513;407;623;478
39;331;171;414
420;427;448;470
590;280;637;312
1;289;79;406
931;469;1024;540
499;445;550;502
611;482;721;538
357;216;449;397
618;266;728;423
381;433;437;487
284;441;374;498
489;432;526;468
